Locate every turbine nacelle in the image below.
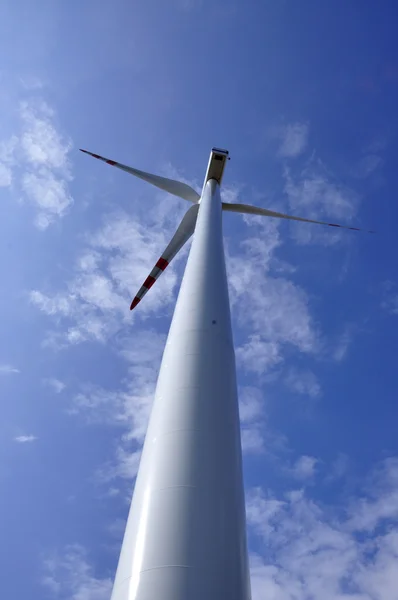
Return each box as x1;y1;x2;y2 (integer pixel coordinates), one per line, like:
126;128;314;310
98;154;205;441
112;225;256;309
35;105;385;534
201;147;229;196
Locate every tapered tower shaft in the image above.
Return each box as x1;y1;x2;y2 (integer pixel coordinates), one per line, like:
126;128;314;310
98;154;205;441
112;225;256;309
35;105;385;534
111;179;251;600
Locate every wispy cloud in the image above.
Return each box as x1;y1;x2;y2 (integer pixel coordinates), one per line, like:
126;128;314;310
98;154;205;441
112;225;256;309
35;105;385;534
326;453;350;483
237;337;282;375
232;273;319;354
43;378;66;393
292;455;318;480
14;434;37;443
277;122;309;158
19;100;71;170
42;544;112;599
381;281;398;315
239;387;266;453
347;457;398;532
0;364;20;375
98;447;142;484
332;326;354;362
284;158;359;245
238;386;289;457
19;99;73;228
29;203;187;346
0;137;18;187
22;169;73;230
19;75;46;91
0;162;12;187
247;458;398;599
68;331;165;482
228;218;319;365
285;367;321;398
29;290;72;317
353;153;383;179
0;94;74;228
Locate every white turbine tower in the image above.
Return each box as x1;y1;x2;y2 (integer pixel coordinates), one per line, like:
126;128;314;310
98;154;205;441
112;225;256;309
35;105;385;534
81;147;372;600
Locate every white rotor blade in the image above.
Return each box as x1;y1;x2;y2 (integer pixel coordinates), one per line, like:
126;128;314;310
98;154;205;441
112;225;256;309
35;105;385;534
130;204;199;310
80;149;200;203
222;202;374;233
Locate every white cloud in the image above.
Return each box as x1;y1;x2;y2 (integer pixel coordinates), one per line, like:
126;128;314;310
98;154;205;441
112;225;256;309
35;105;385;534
29;290;72;316
0;136;18;187
42;544;112;599
354;530;398;600
347;458;398;533
43;378;66;393
382;294;398;315
67;330;165;481
326;453;350;483
99;447;142;482
247;458;398;600
14;434;37;443
29;204;187;346
241;428;266;455
19;100;72;171
285;160;357;219
285;367;321;398
0;95;73;228
381;281;398;315
333;327;354;362
237;336;282;375
0;364;20;374
221;182;242;205
239;387;266;453
284;159;359;245
227;216;282;281
277;122;309;158
19;75;46;90
353;154;383;179
233;275;318;354
107;517;127;539
22;168;73;229
239;386;265;424
246;487;287;539
227;218;319;360
18;99;73;228
238;386;288;456
0;135;18;163
292;455;318;480
0;162;12;187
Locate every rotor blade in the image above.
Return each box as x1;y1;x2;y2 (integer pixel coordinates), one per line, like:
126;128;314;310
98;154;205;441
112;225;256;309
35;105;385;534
222;202;374;233
80;149;200;203
130;204;199;311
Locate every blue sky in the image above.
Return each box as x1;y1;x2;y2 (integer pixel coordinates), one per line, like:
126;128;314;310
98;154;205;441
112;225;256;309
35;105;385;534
1;0;398;598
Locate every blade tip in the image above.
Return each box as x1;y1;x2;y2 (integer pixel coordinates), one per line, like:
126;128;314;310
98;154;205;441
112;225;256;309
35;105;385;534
130;297;141;311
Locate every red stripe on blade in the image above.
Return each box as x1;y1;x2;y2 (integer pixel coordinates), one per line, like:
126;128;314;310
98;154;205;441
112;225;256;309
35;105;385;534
143;275;156;290
106;160;116;165
156;257;169;270
130;297;141;310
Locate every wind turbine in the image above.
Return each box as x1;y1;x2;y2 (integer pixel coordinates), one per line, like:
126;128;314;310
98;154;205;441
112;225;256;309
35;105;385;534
80;147;372;600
